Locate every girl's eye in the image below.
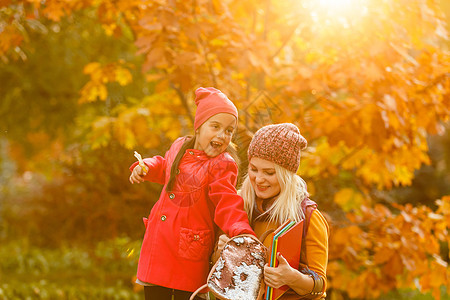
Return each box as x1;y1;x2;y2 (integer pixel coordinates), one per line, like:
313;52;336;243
226;129;233;135
250;168;257;172
265;172;275;176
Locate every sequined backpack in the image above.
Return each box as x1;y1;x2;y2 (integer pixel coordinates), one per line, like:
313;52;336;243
189;234;268;300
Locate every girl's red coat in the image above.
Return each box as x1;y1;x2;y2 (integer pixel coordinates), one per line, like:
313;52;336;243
130;137;255;292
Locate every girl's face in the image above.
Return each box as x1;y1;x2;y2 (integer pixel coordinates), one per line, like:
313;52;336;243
248;157;281;199
194;113;236;157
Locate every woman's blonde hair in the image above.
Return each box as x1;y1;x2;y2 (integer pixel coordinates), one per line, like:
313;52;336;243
240;163;309;224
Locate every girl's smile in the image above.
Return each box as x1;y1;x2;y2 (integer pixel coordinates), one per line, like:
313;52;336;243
194;113;236;157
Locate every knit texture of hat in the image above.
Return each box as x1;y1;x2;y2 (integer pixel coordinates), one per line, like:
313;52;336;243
248;123;307;173
193;87;238;130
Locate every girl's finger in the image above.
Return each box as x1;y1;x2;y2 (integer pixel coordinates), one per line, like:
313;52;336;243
131;174;142;184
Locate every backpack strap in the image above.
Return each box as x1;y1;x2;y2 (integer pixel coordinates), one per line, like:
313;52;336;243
300;198;317;266
259;228;275;243
189;284;208;300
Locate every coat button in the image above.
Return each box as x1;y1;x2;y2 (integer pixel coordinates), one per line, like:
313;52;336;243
193;234;200;241
189;151;194;155
169;193;175;199
161;215;167;221
176;169;180;174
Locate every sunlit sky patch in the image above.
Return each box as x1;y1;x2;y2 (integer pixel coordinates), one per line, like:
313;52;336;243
305;0;370;28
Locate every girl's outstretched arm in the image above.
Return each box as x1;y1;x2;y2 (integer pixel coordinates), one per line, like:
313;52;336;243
129;155;166;185
208;156;255;237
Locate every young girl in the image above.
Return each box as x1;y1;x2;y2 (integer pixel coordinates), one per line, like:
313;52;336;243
129;87;255;300
214;123;329;299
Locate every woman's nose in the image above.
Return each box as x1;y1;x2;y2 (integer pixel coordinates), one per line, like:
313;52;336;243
255;175;265;184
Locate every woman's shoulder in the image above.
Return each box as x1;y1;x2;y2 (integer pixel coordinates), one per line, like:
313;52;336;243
309;209;330;234
300;198;330;232
301;198;318;215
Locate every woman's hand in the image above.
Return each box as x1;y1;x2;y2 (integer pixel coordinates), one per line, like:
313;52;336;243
264;252;296;289
129;165;147;184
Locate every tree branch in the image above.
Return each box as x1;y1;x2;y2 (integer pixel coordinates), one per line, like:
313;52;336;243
170;82;194;126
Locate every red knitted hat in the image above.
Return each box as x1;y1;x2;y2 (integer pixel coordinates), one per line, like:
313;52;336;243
194;87;238;131
248;123;307;173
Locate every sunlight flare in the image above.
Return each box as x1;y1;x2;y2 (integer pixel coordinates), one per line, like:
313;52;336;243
318;0;358;12
306;0;370;27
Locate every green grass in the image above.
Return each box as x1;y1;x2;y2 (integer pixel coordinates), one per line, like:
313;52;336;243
0;238;143;299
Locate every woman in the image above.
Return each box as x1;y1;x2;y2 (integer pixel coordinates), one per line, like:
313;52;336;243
215;123;329;299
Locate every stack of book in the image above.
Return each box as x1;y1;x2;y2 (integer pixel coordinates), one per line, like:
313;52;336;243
265;219;304;300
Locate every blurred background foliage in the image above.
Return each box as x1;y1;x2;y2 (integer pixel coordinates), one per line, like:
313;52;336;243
0;0;449;299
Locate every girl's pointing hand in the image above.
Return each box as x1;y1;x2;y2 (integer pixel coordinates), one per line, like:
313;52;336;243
129;165;147;184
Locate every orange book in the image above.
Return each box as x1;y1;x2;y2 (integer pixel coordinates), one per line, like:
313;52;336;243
266;220;304;300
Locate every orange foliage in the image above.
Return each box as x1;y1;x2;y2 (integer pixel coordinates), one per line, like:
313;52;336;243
1;0;449;298
329;199;449;299
79;61;133;103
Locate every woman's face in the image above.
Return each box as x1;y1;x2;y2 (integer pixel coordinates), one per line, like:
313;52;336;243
194;113;236;157
248;157;281;199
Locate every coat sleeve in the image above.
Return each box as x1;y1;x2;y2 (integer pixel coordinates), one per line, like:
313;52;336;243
208;158;255;237
129;155;166;185
304;209;329;293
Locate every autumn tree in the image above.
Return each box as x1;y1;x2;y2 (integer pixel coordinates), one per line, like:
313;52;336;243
1;0;449;298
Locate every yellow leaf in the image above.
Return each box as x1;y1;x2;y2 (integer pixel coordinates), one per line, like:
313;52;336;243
334;188;364;212
102;23;117;36
83;62;101;74
115;67;132;86
98;84;107;101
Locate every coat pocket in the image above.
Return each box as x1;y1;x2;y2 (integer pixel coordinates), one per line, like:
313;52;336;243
179;227;212;261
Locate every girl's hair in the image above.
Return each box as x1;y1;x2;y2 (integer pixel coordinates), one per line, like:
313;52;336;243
166;136;240;192
240;163;309;224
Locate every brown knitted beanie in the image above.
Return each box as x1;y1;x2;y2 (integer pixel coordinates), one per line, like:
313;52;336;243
248;123;307;173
